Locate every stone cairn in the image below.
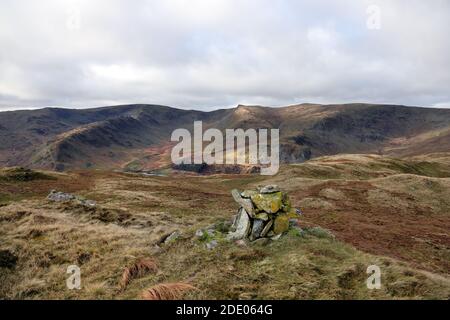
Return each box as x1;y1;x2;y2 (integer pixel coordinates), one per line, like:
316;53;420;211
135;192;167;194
227;185;302;242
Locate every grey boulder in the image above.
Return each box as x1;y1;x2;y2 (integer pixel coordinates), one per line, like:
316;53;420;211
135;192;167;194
249;219;265;241
227;208;251;241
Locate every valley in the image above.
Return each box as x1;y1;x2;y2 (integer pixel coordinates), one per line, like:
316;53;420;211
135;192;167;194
2;103;450;172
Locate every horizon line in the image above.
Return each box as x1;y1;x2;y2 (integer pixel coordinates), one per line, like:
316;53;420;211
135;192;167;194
3;101;449;113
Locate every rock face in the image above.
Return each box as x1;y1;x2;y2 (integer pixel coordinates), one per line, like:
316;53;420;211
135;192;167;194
227;185;302;242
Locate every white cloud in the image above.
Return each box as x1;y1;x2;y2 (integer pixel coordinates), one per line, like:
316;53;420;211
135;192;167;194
0;0;449;110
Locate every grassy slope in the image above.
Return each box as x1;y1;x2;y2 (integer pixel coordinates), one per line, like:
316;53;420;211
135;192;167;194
0;155;449;299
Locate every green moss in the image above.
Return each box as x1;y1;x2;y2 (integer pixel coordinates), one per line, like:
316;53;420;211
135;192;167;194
288;227;303;237
306;227;335;240
198;230;226;243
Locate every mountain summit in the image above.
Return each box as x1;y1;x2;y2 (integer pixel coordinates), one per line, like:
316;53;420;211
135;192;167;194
1;103;450;171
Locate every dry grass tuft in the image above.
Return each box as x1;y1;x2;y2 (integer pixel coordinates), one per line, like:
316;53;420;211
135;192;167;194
141;282;197;300
119;258;158;290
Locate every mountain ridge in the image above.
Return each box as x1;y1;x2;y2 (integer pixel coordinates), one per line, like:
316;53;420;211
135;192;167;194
1;103;450;171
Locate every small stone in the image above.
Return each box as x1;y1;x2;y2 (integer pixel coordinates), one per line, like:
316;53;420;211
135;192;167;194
259;185;280;194
81;199;96;207
164;231;180;244
271;234;282;241
206;240;218;250
196;227;216;239
260;219;274;237
249;219;265;241
254;212;269;221
195;229;204;238
235;239;247;247
251;238;270;246
151;244;163;254
241;190;257;198
239;292;257;300
227;208;251;241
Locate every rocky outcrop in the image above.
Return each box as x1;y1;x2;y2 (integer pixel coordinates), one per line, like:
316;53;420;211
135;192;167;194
47;190;96;207
227;185;302;242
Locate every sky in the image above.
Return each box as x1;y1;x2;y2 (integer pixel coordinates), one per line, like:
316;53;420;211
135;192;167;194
0;0;449;111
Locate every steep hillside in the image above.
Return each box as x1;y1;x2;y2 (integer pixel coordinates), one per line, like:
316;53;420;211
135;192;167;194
0;105;229;170
1;103;450;171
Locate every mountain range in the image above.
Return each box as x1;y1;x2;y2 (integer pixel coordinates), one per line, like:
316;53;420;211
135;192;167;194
1;103;450;171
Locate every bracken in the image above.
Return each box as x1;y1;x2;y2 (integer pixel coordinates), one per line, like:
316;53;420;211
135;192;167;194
119;258;158;290
141;283;197;300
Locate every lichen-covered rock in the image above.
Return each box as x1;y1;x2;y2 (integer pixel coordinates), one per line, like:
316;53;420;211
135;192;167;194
286;207;302;219
254;212;269;221
47;190;76;202
241;190;258;198
250;191;283;214
259;185;280;194
47;190;97;208
231;189;255;217
251;238;270;246
273;214;290;234
281;193;292;212
227;208;251;241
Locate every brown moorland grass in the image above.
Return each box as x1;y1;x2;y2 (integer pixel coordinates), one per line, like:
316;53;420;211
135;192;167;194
141;282;197;300
1;154;449;299
119;258;158;290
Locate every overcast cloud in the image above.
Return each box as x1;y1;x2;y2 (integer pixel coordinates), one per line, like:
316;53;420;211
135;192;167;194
0;0;449;110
